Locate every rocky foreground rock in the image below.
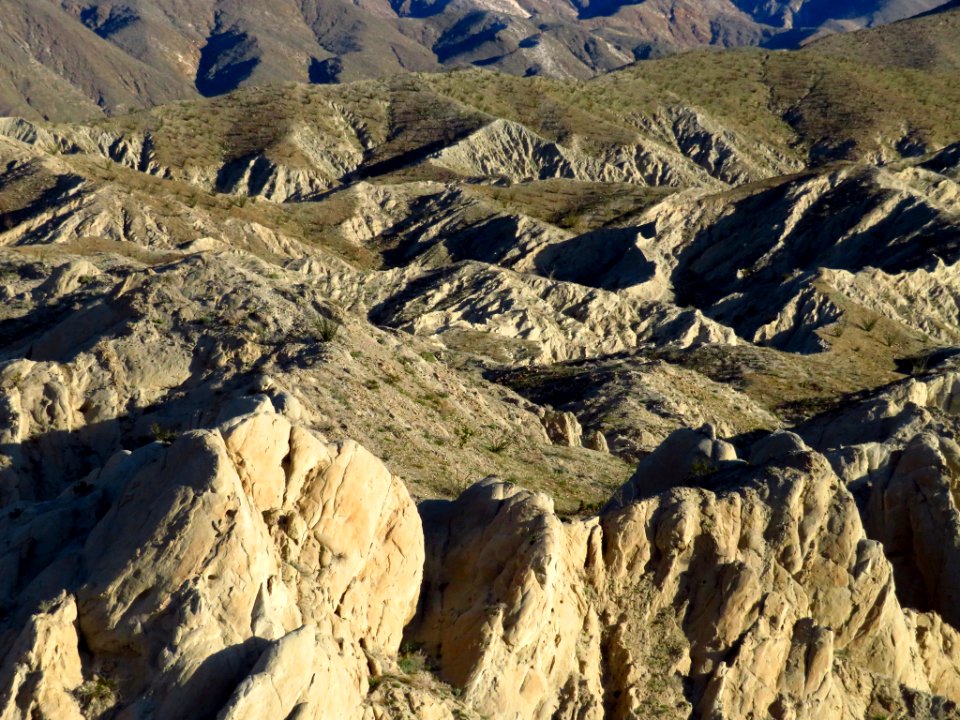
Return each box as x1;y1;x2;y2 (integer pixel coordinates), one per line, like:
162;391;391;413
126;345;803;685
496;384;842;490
4;364;960;718
1;400;426;720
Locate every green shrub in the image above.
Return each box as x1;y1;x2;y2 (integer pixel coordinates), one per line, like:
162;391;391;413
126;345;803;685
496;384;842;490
313;316;341;343
74;675;118;714
456;425;475;448
150;423;176;444
688;457;717;479
486;434;512;454
859;316;879;332
397;641;429;675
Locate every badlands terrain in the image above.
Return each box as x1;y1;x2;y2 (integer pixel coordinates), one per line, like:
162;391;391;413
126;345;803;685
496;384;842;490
3;4;960;720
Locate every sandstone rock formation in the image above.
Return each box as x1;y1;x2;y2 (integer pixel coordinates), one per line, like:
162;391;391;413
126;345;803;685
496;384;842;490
542;409;584;447
584;429;609;453
0;595;85;720
604;423;739;509
4;249;960;719
7;380;960;719
410;438;960;719
1;403;425;720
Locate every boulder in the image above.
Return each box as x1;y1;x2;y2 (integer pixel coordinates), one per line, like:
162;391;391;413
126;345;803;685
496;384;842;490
863;433;960;627
1;403;424;720
583;429;609;453
542;410;582;447
604;423;739;510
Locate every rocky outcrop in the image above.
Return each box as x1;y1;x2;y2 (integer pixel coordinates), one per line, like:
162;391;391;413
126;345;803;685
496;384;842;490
638;162;960;350
0;595;85;720
427;111;796;189
542;409;583;447
429;120;597;183
371;260;737;364
583;429;609;453
494;355;780;460
3;40;960;720
0;403;424;720
605;423;739;510
5;368;960;720
862;433;960;628
409;441;960;720
631;106;802;186
0;116;365;204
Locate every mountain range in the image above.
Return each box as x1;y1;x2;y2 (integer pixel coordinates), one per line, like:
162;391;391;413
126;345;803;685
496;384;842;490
0;0;956;121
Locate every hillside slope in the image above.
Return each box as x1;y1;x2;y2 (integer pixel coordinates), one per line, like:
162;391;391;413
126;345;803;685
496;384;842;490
0;0;954;120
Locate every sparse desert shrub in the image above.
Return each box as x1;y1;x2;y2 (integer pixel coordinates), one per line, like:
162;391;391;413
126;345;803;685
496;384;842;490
397;641;430;675
398;652;426;675
74;675;118;715
907;354;931;375
313;316;341;343
688;457;717;479
36;597;58;613
486;434;512;454
826;320;847;338
456;425;475;448
150;423;176;444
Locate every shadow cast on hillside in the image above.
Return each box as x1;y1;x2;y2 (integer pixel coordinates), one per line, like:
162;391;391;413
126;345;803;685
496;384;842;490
534;227;655;290
672;171;958;342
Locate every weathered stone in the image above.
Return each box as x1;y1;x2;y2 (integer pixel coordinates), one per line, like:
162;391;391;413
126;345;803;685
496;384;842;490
410;445;960;720
583;429;609;453
0;594;85;720
542;410;583;447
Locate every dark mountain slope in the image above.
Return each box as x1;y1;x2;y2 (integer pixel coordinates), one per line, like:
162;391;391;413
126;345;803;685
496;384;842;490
0;0;954;121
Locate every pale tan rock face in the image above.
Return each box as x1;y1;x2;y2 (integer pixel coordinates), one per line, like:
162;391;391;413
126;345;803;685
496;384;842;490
604;423;740;510
0;403;423;720
862;433;960;628
542;409;583;447
412;480;599;720
77;425;303;719
907;611;960;704
409;446;960;720
217;624;369;720
3;46;960;720
0;595;85;720
584;429;609;453
278;435;425;652
4;387;960;720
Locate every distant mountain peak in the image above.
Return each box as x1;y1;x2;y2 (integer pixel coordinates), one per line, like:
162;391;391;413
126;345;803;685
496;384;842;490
0;0;953;121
